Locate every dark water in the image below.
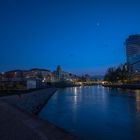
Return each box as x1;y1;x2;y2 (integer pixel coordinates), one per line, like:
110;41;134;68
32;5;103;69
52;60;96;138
39;86;140;140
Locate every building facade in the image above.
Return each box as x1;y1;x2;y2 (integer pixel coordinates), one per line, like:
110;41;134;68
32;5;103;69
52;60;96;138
52;65;74;82
125;35;140;81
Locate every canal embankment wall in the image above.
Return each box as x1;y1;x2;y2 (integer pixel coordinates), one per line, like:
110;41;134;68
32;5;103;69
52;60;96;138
0;88;57;114
0;88;79;140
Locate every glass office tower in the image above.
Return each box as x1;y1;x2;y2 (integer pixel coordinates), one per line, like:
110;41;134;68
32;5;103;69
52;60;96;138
125;35;140;81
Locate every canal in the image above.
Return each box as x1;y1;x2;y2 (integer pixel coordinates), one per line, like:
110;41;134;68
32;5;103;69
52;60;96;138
39;85;140;140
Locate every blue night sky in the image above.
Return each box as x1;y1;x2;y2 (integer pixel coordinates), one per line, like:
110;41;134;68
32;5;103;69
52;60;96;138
1;0;140;75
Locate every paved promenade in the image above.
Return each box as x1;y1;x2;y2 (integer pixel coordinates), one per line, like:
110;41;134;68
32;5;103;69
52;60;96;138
0;88;79;140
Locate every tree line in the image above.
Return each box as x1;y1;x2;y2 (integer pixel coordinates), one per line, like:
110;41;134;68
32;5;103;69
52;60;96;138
104;64;129;83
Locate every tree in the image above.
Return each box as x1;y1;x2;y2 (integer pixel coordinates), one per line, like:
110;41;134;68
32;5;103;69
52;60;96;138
104;63;129;83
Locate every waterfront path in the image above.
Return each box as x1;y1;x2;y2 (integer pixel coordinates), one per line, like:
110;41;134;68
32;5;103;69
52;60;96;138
0;88;79;140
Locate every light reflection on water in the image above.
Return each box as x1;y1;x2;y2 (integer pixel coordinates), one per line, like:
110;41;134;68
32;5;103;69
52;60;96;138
39;86;140;140
135;90;140;112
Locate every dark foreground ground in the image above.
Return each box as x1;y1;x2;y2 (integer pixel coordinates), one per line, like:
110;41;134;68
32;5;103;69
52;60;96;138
0;88;79;140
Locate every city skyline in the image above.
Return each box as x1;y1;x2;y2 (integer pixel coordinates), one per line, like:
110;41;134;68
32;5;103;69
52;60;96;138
1;0;140;75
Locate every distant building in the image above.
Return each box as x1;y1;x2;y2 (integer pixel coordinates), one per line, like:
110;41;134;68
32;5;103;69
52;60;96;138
0;77;43;90
0;68;51;90
4;70;23;79
125;34;140;81
52;65;73;82
56;65;62;81
24;68;51;79
26;78;42;89
0;66;80;89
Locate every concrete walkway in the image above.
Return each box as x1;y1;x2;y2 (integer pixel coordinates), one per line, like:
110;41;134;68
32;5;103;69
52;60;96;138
0;89;79;140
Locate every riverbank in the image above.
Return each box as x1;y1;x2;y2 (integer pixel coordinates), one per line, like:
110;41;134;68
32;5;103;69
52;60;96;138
0;88;57;114
0;88;79;140
0;87;50;97
102;83;140;90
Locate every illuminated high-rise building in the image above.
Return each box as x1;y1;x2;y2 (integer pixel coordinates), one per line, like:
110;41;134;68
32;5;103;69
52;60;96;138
125;34;140;81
